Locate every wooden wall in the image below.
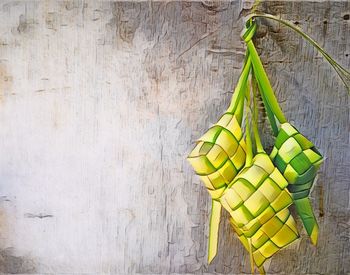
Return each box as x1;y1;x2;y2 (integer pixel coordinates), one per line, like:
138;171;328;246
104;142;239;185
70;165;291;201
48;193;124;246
0;1;348;273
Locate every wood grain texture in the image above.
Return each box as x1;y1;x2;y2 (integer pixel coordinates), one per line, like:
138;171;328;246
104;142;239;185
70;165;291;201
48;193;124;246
0;1;348;274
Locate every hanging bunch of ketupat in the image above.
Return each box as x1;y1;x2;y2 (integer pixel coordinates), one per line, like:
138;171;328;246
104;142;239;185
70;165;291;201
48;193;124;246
187;15;350;274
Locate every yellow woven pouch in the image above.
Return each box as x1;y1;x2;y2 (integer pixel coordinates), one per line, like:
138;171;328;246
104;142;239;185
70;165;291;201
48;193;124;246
187;53;251;263
220;75;299;274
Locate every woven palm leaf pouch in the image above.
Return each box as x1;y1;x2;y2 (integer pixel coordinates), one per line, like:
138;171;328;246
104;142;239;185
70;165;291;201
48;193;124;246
187;52;251;263
220;75;299;274
244;21;323;245
244;14;350;246
187;13;350;274
246;21;323;248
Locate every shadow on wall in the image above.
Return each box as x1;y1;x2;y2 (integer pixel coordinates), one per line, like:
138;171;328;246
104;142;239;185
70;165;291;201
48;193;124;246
0;206;36;273
0;248;36;274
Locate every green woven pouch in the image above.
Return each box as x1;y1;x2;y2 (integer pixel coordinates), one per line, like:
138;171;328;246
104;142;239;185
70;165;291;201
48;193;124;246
270;123;323;244
243;19;323;244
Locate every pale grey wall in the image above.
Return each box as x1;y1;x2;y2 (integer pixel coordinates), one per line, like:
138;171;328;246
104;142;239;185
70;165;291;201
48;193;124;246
0;1;348;274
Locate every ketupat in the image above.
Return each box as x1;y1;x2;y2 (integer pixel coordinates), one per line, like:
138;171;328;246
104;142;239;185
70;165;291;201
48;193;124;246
187;53;251;263
187;12;349;274
223;153;300;273
270;123;323;244
187;19;301;273
243;19;323;244
219;76;299;274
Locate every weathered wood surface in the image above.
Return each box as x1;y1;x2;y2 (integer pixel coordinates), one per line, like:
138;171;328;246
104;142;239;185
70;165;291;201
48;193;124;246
0;0;348;274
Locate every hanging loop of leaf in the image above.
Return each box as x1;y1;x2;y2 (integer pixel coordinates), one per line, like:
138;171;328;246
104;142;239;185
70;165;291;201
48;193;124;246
241;19;287;131
244;13;350;92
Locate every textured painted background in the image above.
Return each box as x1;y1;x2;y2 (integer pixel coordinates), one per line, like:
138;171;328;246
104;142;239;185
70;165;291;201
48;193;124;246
0;0;349;274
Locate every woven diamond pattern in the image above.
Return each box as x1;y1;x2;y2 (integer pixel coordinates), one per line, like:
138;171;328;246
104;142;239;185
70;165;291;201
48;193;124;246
188;113;246;199
220;153;299;268
270;123;323;199
270;122;323;244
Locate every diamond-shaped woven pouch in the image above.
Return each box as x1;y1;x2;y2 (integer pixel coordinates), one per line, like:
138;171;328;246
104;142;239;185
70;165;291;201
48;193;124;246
188;113;246;199
220;152;299;271
187;55;251;200
187;54;252;263
245;21;323;245
270;122;323;244
187;113;247;263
